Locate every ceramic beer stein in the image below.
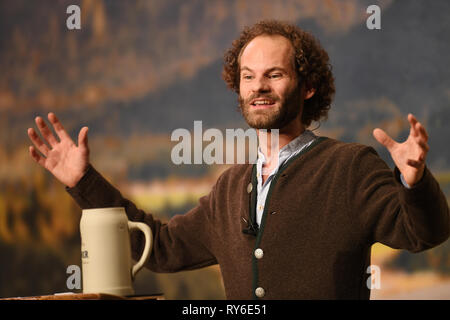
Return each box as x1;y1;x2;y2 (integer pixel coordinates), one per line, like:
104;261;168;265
80;207;153;296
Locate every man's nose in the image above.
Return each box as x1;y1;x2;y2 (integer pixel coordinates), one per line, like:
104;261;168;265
252;76;271;93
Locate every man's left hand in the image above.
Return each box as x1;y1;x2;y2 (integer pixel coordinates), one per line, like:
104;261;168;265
373;113;429;187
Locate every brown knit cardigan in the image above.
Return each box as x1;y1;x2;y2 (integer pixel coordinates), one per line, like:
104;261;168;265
67;137;450;299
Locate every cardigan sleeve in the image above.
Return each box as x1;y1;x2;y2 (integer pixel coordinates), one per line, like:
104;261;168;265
66;164;218;272
348;146;450;253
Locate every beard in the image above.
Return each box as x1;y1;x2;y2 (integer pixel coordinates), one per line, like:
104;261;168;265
238;86;303;130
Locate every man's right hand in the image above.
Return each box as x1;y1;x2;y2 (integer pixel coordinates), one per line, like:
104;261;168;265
27;112;90;188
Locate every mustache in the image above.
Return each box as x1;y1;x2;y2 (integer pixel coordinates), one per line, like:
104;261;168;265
242;93;280;104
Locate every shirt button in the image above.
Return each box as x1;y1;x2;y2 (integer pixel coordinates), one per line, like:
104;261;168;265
255;287;265;298
254;248;264;259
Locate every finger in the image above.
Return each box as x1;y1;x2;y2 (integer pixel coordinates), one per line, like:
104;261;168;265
48;112;72;142
417;139;429;153
418;153;426;162
78;126;89;150
35;116;59;147
415;121;428;141
407;158;425;169
29;146;46;167
407;114;419;137
373;128;396;151
27;127;50;156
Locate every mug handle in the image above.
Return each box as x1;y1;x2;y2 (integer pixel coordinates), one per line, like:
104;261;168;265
127;221;153;280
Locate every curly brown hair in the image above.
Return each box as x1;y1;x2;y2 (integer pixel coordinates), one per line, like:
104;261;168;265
222;20;335;127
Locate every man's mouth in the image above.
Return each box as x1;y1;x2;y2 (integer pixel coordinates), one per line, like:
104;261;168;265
250;99;276;108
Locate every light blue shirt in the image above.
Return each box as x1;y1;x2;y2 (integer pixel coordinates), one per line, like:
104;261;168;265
255;130;410;227
256;130;317;226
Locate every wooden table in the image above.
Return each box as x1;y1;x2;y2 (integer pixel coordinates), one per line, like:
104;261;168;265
1;293;164;300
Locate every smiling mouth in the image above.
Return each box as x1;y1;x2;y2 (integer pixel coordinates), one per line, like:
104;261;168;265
251;99;276;107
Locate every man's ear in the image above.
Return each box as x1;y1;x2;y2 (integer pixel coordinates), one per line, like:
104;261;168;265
304;88;316;100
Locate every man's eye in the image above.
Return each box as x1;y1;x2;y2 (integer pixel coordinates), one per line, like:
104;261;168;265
242;75;253;80
269;73;282;79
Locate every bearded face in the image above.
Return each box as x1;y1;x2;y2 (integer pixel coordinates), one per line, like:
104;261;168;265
238;35;304;130
238;82;303;129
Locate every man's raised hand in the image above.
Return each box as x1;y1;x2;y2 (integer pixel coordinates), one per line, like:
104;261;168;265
373;113;429;187
28;112;90;188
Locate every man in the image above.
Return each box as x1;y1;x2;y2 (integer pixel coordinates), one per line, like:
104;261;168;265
27;20;449;299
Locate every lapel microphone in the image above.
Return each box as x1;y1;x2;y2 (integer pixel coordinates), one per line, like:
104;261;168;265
243;167;258;236
242;217;259;236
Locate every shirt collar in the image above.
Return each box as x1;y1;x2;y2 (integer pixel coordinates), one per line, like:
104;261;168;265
257;129;317;164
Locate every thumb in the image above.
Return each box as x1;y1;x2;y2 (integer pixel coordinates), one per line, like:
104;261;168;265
373;128;396;151
78;126;89;150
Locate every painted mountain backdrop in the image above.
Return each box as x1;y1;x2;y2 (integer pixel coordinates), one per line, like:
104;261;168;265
1;0;449;173
0;0;449;299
